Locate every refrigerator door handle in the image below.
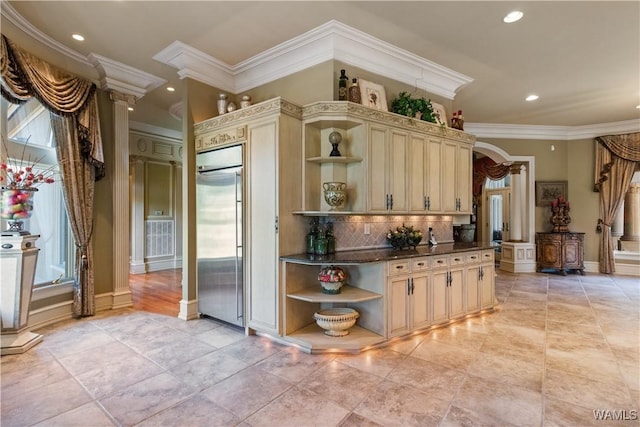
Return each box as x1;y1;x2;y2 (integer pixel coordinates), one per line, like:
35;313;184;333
235;170;243;321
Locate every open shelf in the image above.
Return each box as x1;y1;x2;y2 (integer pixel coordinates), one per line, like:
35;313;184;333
287;285;382;303
285;323;386;353
306;156;362;164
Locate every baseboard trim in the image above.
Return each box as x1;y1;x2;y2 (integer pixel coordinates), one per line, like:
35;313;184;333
178;299;199;320
28;301;73;330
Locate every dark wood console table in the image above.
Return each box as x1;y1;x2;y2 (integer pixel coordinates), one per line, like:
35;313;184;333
536;232;585;275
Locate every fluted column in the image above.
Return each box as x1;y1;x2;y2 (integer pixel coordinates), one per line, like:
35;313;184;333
130;156;146;274
110;91;135;308
620;183;640;252
509;163;523;242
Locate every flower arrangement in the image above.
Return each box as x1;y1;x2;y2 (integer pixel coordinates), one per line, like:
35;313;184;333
1;140;56;228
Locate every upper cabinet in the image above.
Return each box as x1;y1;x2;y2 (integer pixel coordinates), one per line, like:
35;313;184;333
299;101;475;216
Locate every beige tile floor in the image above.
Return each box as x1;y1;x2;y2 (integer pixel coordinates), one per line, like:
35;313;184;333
1;270;639;426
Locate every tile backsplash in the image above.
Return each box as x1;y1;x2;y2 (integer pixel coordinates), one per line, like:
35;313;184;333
309;215;455;251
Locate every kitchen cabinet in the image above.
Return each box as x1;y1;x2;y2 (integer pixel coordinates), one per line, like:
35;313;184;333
431;255;465;324
387;258;430;338
367;125;408;213
297;101;475;216
536;232;585;275
443;140;472;214
465;250;495;313
194;98;306;336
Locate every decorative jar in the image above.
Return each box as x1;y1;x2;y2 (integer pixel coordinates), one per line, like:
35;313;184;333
313;308;359;336
1;187;37;235
318;265;346;294
323;182;347;210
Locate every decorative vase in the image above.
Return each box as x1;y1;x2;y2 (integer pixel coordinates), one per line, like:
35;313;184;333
323;182;347;210
313;308;359;336
328;131;342;157
217;93;228;115
318;265;346;294
240;95;252;108
1;187;37;235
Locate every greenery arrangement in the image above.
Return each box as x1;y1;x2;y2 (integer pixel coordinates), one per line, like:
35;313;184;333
390;91;437;124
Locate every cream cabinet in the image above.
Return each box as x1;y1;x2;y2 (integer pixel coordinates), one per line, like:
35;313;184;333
387;258;430;338
367;125;409;213
465;250;496;313
431;255;465;324
194;98;306;336
298;101;475;216
480;250;496;309
443;140;473;214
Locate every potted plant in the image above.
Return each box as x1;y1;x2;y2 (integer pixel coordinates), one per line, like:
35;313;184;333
390;91;437;123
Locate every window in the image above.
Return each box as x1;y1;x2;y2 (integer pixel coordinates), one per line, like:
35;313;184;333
3;98;75;287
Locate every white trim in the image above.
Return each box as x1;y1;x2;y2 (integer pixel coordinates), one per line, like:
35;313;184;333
153;20;473;99
88;53;166;98
614;250;640;262
130;121;182;140
31;282;74;302
466;119;640;141
178;299;199;321
28;301;73;330
145;257;183;272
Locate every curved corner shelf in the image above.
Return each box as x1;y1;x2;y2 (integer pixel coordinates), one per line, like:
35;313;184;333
306;156;362;164
287;285;382;303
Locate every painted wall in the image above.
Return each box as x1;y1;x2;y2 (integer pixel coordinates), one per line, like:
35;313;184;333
482;137;600;262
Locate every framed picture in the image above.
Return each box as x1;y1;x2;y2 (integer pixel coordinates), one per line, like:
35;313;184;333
359;79;388;111
535;181;568;207
431;101;447;126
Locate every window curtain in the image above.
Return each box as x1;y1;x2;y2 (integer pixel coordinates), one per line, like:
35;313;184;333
594;133;640;274
473;156;511;198
1;35;104;316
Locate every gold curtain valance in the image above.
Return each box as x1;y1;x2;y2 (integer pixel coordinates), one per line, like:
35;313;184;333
0;34;104;179
473;156;511;197
594;132;640;192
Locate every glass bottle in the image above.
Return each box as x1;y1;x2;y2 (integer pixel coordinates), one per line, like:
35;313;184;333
326;222;336;254
457;110;464;130
348;78;361;104
315;226;328;255
306;218;318;254
451;111;458;129
338;69;348;101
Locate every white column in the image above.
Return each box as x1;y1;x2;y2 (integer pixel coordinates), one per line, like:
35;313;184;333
130;156;146;274
620;183;640;252
509;163;523;242
110;91;135;308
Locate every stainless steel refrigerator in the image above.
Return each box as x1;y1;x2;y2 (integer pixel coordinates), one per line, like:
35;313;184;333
196;144;244;326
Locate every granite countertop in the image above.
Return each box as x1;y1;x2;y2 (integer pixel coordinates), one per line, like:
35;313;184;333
281;243;494;265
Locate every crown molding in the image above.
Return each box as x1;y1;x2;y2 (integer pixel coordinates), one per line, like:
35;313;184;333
466;119;640;141
3;2;166;99
129;121;182;141
154;20;473;99
88;53;166;99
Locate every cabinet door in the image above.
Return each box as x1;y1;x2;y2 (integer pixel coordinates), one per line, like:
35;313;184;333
388;275;411;337
442;141;458;213
409;134;427;212
368;125;389;213
481;262;495;309
456;143;473;213
247;121;279;334
563;234;582;269
388;130;408;212
426;137;443;213
411;273;430;330
431;269;449;324
466;265;481;313
449;267;465;319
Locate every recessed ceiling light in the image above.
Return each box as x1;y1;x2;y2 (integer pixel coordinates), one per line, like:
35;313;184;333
166;87;175;92
128;107;134;111
503;11;524;23
636;105;640;109
526;94;539;102
72;34;85;41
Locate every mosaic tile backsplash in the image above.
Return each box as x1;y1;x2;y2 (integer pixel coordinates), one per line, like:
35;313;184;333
307;215;455;251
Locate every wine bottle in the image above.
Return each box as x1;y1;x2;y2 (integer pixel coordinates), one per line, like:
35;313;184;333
348;78;361;104
451;111;458;129
457;110;464;130
338;69;348;101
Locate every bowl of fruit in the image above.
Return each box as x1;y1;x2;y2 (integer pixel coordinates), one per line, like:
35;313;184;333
387;224;422;250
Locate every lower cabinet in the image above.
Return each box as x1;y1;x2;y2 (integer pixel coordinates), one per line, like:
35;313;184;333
387;258;430;338
431;255;465;324
465;250;495;313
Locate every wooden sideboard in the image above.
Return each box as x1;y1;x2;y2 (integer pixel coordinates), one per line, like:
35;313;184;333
536;232;585;275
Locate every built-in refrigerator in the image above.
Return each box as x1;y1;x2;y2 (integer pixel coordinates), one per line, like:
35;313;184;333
196;144;244;326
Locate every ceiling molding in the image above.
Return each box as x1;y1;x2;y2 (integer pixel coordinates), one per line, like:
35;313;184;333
465;119;640;141
153;20;473;99
89;53;166;99
1;2;91;67
129;120;182;141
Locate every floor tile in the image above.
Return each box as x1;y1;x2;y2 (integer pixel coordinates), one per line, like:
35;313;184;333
136;394;239;426
31;402;117;427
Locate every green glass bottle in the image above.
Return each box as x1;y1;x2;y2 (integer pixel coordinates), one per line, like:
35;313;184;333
326;222;336;254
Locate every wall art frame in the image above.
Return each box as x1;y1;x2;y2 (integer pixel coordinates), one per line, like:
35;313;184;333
535;181;568;207
359;79;388;111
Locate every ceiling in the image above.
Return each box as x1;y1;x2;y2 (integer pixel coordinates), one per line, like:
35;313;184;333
2;1;639;136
